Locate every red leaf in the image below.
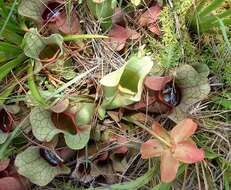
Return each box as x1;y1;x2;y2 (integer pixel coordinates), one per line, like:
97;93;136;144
144;76;172;91
138;5;161;27
170;119;197;143
112;8;125;26
173;140;204;163
0;160;10;172
97;152;109;161
160;149;179;183
0;177;28;190
50;99;69;113
54;11;81;34
108;24;128;51
51;111;79;134
43;2;80;35
113;136;128;154
148;23;161;36
141;139;163;159
127;28;140;40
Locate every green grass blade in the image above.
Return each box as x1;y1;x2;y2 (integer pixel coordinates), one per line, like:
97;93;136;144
0;82;17;104
218;9;231;19
0;54;27;81
87;168;156;190
0;0;17;36
0;42;22;62
151;183;170;190
199;0;226;17
0;28;23;45
0;116;29;159
199;8;231;25
0;0;8;17
195;0;208;13
216;17;231;50
47;66;98;99
28;61;48;107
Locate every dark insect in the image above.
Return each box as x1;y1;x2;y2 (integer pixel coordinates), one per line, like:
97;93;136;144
39;148;63;167
0;109;13;133
42;2;63;23
159;82;181;108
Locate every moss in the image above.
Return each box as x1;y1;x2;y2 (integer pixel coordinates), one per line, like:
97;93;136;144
147;1;198;70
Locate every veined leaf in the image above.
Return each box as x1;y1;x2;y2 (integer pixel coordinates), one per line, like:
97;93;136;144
18;0;50;23
169;64;210;122
30;107;91;150
15;146;70;186
22;28;64;61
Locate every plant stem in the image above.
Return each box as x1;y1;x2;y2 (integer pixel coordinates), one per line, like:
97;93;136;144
125;118;171;147
63;34;108;41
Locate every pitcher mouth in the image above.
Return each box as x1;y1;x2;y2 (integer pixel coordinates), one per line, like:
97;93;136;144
39;43;61;61
158;81;181;109
51;111;78;135
42;2;63;23
0;109;13;133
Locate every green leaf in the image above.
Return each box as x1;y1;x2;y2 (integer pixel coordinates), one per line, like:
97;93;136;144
0;0;17;36
99;55;153;118
15;146;70;186
22;28;64;60
30;107;91;150
151;183;170;190
0;28;23;45
76;103;95;125
87;168;156;190
0;54;27;81
169;64;210;122
0;82;17;105
28;62;48;107
0;131;9;144
87;0;115;30
199;0;226;18
0;42;22;63
18;0;50;23
214;97;231;109
205;150;219;160
46;59;77;81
